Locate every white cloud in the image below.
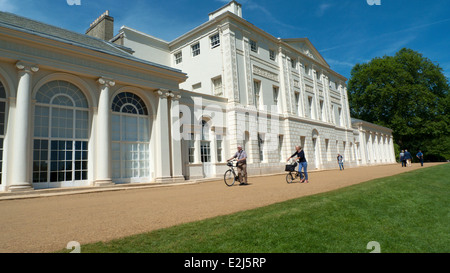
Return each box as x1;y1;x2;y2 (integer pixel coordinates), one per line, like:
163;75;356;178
0;0;18;12
316;3;333;17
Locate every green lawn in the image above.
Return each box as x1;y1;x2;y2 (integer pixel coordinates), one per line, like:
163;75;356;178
67;164;450;253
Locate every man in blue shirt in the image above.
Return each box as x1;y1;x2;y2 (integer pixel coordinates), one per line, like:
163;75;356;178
416;150;424;167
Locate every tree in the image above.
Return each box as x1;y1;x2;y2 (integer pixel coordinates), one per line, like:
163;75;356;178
348;48;450;161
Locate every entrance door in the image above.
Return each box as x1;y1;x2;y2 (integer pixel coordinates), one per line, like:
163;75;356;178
201;140;212;178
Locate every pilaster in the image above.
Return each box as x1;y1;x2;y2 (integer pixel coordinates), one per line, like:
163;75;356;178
154;89;172;182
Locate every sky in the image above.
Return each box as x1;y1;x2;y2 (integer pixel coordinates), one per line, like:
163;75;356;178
1;0;450;81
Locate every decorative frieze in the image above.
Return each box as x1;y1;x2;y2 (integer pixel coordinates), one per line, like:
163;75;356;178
252;65;279;82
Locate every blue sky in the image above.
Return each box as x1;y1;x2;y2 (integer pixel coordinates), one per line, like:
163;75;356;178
1;0;450;81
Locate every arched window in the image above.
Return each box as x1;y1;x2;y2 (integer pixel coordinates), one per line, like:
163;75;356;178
0;81;6;184
111;92;150;182
33;80;89;185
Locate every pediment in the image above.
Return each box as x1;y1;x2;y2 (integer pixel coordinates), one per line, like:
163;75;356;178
282;38;329;68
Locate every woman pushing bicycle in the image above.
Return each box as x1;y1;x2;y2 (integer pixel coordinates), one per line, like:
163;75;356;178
286;146;309;183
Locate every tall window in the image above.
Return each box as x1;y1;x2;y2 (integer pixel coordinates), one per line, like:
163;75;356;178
0;81;6;184
319;100;324;121
295;92;300;115
111;92;150;181
33;80;89;184
278;135;284;162
258;133;264;162
253;80;261;109
210;33;220;48
216;135;223;163
308;96;313;118
273;86;279;112
200;120;211;163
192;42;200;57
188;133;195;163
212;77;223;96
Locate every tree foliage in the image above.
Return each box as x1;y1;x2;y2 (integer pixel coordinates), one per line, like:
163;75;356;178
348;48;450;161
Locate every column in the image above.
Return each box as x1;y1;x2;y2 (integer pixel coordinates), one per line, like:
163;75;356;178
389;135;396;163
8;61;39;192
95;77;115;187
154;89;172;182
169;92;185;182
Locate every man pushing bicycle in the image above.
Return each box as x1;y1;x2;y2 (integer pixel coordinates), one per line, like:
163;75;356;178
227;145;248;186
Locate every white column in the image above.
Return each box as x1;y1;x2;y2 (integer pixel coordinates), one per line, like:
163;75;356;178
169;92;185;182
95;77;115;187
154;90;172;182
389;135;396;163
8;61;39;192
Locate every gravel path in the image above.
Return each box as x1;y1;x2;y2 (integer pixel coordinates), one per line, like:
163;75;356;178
0;163;440;253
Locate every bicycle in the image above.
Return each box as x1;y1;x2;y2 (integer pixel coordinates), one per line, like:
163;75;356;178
285;160;306;184
224;159;240;187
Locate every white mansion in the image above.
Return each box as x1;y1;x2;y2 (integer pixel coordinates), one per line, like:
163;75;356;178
0;1;395;191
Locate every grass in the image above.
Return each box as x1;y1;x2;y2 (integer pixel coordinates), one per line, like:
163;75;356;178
64;164;449;253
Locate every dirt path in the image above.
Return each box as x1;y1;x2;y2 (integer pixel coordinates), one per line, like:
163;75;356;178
0;163;442;253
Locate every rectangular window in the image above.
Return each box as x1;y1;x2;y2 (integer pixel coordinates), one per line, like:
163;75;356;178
200;141;211;163
250;39;258;53
192;42;200;57
295;92;300;115
325;139;330;161
216;138;223;163
188;133;195;163
320;100;324;121
210;33;220;48
308;96;313;118
253;80;261;109
174;52;182;64
273;86;279;112
269;49;275;61
258;134;264;162
291;58;296;69
212;77;223;96
278;135;283;162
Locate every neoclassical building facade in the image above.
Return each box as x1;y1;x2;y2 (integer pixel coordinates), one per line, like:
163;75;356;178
112;1;395;179
0;1;395;192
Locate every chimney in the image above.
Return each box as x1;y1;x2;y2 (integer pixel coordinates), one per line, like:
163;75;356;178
86;10;114;41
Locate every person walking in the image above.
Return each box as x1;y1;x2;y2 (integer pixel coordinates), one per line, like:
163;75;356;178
337;153;344;170
287;146;309;183
227;145;248;185
416;150;424;167
400;150;406;167
404;149;412;167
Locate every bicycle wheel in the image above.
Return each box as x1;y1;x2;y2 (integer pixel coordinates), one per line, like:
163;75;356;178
286;172;294;184
224;169;236;187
